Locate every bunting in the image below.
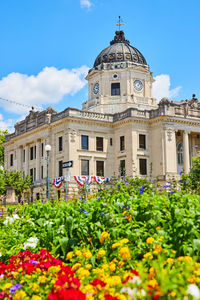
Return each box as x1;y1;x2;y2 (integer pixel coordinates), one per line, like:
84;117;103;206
94;176;112;184
53;176;64;188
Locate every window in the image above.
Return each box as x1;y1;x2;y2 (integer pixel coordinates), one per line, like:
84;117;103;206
110;138;113;146
111;83;120;95
59;161;63;177
41;143;44;157
96;161;104;176
30;147;34;160
41;166;44;179
36;193;40;200
81;135;89;150
34;146;36;159
30;168;33;183
96;137;103;151
10;154;13;166
23;149;25;162
120;160;126;176
34;168;36;181
120;136;125;151
81;159;89;176
59;136;63;151
139;134;146;149
139;158;147;175
177;143;184;164
57;190;61;199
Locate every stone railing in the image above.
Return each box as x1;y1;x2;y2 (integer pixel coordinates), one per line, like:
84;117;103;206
5;133;16;142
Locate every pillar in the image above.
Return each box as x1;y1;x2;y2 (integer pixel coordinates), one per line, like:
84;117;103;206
25;144;29;175
183;130;190;174
36;140;40;180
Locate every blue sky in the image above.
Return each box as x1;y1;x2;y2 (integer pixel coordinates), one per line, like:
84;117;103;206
0;0;200;131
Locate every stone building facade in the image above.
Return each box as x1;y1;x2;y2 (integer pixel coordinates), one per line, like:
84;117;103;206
3;30;200;197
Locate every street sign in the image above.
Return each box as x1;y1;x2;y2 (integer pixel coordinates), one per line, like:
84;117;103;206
62;160;73;168
65;169;71;182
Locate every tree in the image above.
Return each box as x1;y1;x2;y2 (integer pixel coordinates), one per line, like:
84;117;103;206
188;154;200;192
0;130;9;167
0;170;32;196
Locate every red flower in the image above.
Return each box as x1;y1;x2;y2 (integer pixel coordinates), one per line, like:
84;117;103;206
131;269;139;276
47;288;86;300
104;296;119;300
153;295;160;300
90;278;106;287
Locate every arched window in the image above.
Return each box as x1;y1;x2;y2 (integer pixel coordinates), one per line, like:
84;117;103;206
177;143;184;164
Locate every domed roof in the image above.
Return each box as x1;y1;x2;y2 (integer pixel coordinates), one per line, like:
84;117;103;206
93;31;147;68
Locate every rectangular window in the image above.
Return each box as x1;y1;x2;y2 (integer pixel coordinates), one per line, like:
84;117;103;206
81;135;89;150
34;146;36;159
30;147;34;160
30;168;33;183
59;136;63;151
81;159;89;176
120;160;126;176
23;149;25;162
10;154;13;166
120;136;125;151
139;158;147;175
139;134;146;149
41;166;43;179
41;143;44;157
34;168;36;181
111;83;120;96
110;138;113;146
96;137;103;151
96;161;104;176
59;160;63;177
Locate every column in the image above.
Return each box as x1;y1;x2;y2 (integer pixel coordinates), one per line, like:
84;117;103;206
25;144;29;175
183;131;190;174
36;140;40;180
17;146;23;171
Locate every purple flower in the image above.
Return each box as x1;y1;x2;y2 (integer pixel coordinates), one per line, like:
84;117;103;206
180;171;183;175
100;212;106;216
163;183;170;188
169;191;174;195
9;284;22;293
30;260;38;265
84;210;89;214
79;197;82;200
125;181;127;185
118;185;120;189
139;186;145;194
80;208;83;212
82;200;85;204
122;205;126;209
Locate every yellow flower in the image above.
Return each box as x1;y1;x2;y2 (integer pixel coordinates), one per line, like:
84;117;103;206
112;242;120;249
32;296;42;300
109;263;116;273
100;231;110;244
119;247;131;260
149;267;155;278
166;258;174;264
2;283;12;290
169;291;176;297
185;256;193;263
148;279;158;288
143;252;153;260
85;264;92;270
188;275;196;283
83;249;92;259
158;236;164;242
32;283;40;292
102;264;109;270
38;275;47;283
146;237;155;244
75;249;82;257
118;261;124;267
156;226;161;230
72;263;81;270
120;238;129;245
18;267;23;272
77;267;90;277
66;251;73;260
15;291;27;300
153;244;162;254
107;276;121;286
97;249;106;259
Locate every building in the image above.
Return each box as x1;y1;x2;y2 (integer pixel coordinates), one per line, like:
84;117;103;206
3;30;200;197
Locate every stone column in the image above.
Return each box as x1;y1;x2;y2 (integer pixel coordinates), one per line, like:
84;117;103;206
17;146;23;171
25;144;29;175
36;140;40;180
183;130;190;174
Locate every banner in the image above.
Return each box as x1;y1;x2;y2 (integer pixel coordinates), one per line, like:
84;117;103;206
74;176;92;187
93;176;112;184
53;176;64;188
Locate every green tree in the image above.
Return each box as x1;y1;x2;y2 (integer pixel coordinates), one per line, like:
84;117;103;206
0;130;9;167
0;169;32;196
188;154;200;192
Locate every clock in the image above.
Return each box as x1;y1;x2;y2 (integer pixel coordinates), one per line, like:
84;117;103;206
93;82;99;94
134;80;143;91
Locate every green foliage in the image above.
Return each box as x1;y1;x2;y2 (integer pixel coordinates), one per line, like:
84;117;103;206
0;169;32;196
0;130;9;167
188;154;200;192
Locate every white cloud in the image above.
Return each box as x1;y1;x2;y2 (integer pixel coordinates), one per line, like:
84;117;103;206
152;74;182;102
0;66;89;114
0;114;15;131
80;0;92;9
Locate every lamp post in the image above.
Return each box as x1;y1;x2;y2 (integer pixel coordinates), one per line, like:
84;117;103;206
45;144;51;201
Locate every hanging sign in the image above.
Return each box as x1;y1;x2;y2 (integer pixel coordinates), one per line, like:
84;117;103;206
62;161;73;168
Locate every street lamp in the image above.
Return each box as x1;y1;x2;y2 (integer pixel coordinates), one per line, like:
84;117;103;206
45;144;51;201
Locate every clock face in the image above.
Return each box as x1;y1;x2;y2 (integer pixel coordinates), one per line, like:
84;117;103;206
93;82;99;94
134;80;143;91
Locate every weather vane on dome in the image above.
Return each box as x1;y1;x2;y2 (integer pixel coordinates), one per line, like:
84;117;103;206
116;16;126;31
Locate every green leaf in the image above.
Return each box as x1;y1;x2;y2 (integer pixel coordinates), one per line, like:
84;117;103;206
59;237;69;256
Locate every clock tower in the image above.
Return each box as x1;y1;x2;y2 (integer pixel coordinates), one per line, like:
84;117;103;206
82;30;157;114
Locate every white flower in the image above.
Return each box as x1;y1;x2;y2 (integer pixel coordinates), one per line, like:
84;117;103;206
129;276;142;285
44;221;53;226
57;225;65;234
3;214;20;225
23;237;39;250
120;286;146;299
187;284;200;299
12;214;20;221
0;252;2;257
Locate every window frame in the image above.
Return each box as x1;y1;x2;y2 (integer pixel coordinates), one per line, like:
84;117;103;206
81;159;89;176
96;137;103;152
58;160;63;177
120;136;125;151
10;154;13;166
81;135;89;150
139;134;146;149
111;82;120;96
96;160;104;176
120;160;126;176
59;136;63;152
139;158;147;175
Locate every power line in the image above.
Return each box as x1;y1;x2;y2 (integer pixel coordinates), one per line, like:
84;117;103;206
0;96;43;111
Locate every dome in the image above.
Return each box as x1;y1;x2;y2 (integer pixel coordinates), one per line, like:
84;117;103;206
93;31;147;68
